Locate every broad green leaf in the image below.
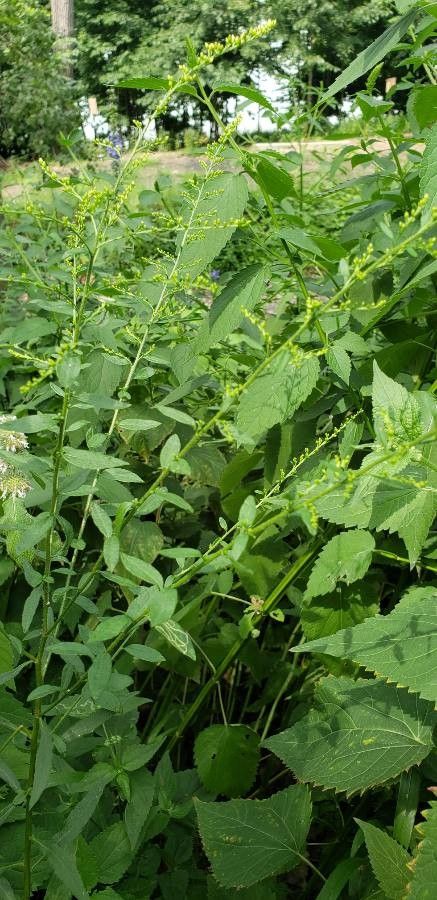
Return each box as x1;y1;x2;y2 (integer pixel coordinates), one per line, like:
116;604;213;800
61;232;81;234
420;123;437;216
90;822;133;884
128;586;177;626
372;362;422;448
89;615;130;643
64;447;127;469
195;784;312;888
264;677;435;795
323;8;418;99
56;352;81;388
236;351;319;443
29;721;53;809
119;519;163;564
356;819;410;899
406;803;437;898
194;725;260;797
255;156;296;200
16;511;52;553
301;582;379;641
297;587;437;704
408;85;437;132
304;531;375;600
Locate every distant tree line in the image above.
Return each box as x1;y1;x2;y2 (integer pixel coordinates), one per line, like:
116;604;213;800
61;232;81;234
0;0;397;158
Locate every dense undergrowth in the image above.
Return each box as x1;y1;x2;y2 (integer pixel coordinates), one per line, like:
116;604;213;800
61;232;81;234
0;4;437;898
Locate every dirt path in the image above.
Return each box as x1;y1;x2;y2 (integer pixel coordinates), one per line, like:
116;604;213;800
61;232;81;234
1;138;393;200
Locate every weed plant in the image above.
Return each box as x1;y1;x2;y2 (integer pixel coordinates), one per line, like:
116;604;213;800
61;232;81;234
0;5;436;898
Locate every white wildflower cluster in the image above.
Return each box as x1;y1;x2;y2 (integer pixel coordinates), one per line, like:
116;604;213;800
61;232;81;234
0;415;30;501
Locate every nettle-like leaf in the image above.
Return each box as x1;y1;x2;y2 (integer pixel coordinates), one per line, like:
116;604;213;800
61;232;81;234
420;123;437;216
264;677;435;795
195;784;311;888
372;362;423;449
304;530;375;601
235;351;319;444
406;803;437;897
194;725;260;797
297;586;437;704
356;819;410;899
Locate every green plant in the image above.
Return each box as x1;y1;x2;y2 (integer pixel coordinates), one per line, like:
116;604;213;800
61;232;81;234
0;0;81;159
0;6;437;898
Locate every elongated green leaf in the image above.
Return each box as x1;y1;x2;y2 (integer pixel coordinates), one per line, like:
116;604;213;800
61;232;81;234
29;721;53;809
195;784;312;888
194;725;260;797
64;448;127;469
297;587;437;704
323;8;418;99
124;770;154;849
117;76;170;90
264;677;435;795
356;819;410;899
88;650;112;701
304;531;375;600
172;265;265;382
178;172;248;281
61;782;106;844
236;351;319;443
406;803;437;898
212;81;275;111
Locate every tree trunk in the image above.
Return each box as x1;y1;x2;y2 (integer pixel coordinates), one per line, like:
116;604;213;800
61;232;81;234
50;0;74;76
51;0;73;38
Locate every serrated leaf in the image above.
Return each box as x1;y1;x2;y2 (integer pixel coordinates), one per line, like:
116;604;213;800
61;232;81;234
296;587;437;704
60;782;106;844
372;362;423;448
64;447;127;469
0;630;13;675
356;819;410;899
194;725;260;797
195;784;311;888
301;581;379;641
327;346;351;384
420;123;437;216
323;8;418;99
44;842;89;900
264;677;435;795
406;802;437;898
305;531;375;601
236;352;319;443
90;823;133;884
